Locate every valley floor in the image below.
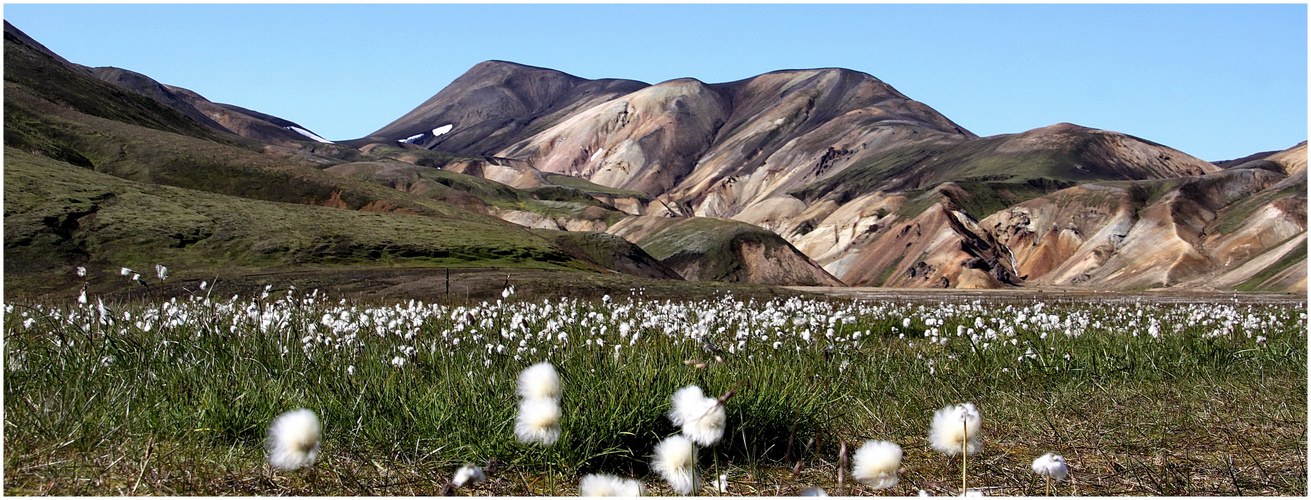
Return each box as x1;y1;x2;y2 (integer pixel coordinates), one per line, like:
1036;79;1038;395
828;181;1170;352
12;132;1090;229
4;280;1305;496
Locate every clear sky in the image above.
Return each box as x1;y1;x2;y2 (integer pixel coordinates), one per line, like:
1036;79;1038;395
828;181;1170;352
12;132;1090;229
4;3;1307;161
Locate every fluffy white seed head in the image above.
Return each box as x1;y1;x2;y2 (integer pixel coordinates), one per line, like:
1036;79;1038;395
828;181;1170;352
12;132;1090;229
452;464;486;487
1031;453;1068;481
668;385;726;446
851;439;902;489
517;362;561;401
579;473;646;496
929;402;982;456
515;398;561;445
652;435;697;495
800;487;829;496
265;408;321;470
712;474;728;493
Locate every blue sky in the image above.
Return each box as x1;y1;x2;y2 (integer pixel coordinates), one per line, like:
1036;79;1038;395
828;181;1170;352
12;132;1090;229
4;3;1306;161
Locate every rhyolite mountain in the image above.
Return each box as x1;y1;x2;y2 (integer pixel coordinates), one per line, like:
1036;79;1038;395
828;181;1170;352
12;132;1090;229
352;60;1305;292
5;19;1304;294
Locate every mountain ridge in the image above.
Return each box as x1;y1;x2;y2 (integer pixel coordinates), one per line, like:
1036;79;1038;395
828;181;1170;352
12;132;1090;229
5;24;1305;295
358;59;1304;292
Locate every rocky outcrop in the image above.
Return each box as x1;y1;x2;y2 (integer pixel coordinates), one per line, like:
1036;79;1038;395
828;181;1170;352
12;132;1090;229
608;216;843;286
818;201;1017;288
982;165;1305;292
499;78;731;197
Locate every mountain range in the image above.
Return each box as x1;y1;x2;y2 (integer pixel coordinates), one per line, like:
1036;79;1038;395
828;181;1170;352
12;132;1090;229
5;21;1305;299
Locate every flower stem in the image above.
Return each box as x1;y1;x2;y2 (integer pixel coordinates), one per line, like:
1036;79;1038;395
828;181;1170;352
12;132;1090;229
837;441;847;496
961;420;968;495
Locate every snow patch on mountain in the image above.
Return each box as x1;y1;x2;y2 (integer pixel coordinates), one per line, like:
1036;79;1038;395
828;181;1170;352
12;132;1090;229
286;126;333;144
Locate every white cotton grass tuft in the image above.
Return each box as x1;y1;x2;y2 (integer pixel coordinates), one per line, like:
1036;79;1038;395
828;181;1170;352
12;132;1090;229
800;487;829;496
1032;452;1069;481
514;397;561;445
517;362;561;401
579;473;645;496
712;473;728;493
851;439;902;489
651;435;698;495
265;408;321;471
667;385;726;446
452;464;486;487
929;402;982;456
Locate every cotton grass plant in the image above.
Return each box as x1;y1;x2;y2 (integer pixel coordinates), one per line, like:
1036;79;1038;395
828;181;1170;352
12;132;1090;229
1031;453;1068;495
450;463;486;490
851;439;902;490
652;434;698;495
518;361;562;401
265;409;321;471
515;362;563;445
668;385;726;447
930;403;981;494
579;473;645;496
2;283;1305;495
515;398;563;446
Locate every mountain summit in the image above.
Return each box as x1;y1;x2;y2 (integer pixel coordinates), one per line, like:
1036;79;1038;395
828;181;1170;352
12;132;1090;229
349;60;1304;292
352;61;649;155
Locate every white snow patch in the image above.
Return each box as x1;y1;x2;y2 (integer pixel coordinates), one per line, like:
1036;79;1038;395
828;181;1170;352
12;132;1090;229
432;124;453;136
590;148;606;161
400;133;425;144
285;126;333;144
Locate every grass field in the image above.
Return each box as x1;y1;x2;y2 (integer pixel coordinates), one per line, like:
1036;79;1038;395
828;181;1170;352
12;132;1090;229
3;285;1305;496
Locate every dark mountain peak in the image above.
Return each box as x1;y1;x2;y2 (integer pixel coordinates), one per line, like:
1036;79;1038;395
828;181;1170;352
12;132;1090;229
457;60;584;87
354;60;648;154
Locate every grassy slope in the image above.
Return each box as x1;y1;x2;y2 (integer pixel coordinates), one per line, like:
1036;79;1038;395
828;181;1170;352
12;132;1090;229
632;217;797;282
329;161;629;224
3;148;590;298
531;229;681;280
790;136;1092;206
4;27;697;300
1235;241;1308;292
3;24;228;146
543;173;652;201
5;85;493;221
